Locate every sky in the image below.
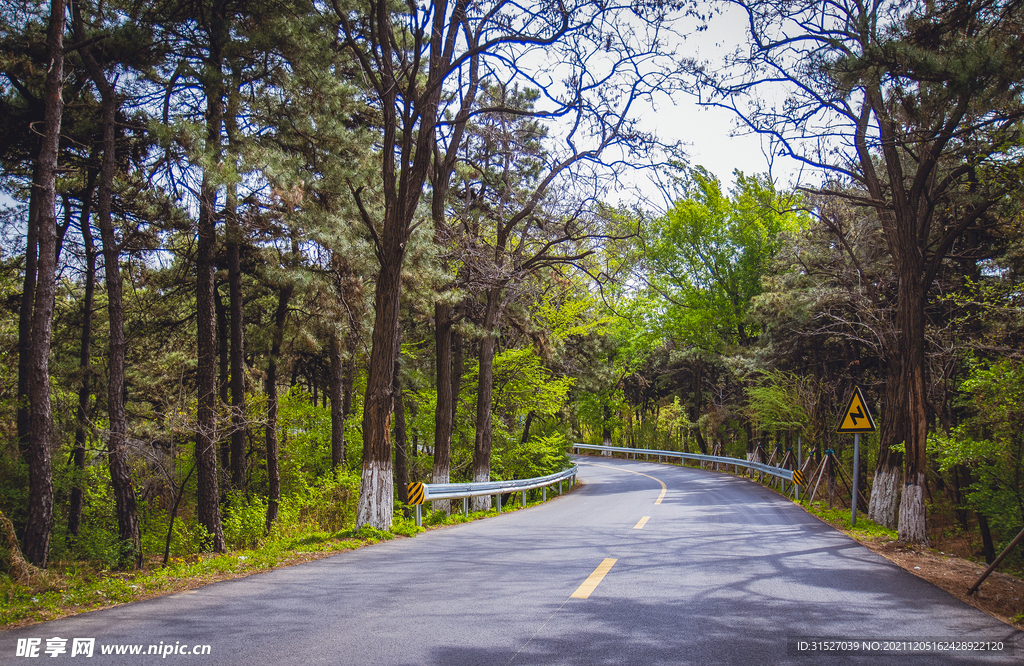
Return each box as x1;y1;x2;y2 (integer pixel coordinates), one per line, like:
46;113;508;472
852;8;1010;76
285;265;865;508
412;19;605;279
629;5;806;209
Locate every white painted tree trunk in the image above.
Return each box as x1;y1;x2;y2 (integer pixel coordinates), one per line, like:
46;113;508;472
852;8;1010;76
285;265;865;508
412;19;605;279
356;459;393;530
898;473;928;544
470;469;492;512
868;463;901;529
432;465;451;515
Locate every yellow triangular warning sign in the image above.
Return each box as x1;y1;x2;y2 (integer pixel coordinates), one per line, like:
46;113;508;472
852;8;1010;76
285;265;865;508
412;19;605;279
837;386;876;433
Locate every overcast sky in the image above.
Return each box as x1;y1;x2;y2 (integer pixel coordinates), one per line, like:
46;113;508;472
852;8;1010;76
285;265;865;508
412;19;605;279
629;5;806;209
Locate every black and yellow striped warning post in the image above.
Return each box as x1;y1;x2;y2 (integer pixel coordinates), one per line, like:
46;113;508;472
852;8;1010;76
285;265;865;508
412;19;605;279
407;483;427;527
792;470;805;486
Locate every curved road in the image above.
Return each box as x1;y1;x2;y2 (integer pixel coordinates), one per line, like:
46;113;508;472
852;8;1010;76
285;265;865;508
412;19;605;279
3;456;1021;664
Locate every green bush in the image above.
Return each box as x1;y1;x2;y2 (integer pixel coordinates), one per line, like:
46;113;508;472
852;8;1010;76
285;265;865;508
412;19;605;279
286;469;361;534
494;432;571;481
224;494;269;549
931;358;1024;561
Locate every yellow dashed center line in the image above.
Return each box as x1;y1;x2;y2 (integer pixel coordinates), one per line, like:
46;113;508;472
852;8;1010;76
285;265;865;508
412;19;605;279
576;461;668;504
570;558;618;599
633;516;650;529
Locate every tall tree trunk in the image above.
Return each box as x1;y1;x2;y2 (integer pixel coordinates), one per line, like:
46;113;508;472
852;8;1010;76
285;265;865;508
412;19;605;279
195;21;226;549
22;0;65;568
225;75;246;490
356;237;403;529
68;170;97;542
73;3;142;567
868;356;904;529
896;276;929;544
265;275;293;531
470;288;501;512
329;331;345;471
393;339;409;506
431;303;453;512
348;0;460;530
860;82;947;545
17;163;41;456
197;177;225;552
95;97;141;568
215;287;230;472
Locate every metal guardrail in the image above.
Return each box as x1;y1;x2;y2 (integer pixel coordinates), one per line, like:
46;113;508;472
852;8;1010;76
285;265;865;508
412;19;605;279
571;443;795;483
413;465;579;526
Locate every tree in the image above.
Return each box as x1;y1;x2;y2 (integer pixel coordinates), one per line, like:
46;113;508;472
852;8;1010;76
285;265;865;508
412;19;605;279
20;0;66;568
262;235;297;530
333;0;684;528
933;358;1024;556
644;167;802;350
71;0;146;567
639;167;802;455
699;0;1024;543
67;171;97;543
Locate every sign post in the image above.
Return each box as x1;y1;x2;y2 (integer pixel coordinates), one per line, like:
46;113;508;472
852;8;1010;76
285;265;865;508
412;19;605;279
837;386;876;527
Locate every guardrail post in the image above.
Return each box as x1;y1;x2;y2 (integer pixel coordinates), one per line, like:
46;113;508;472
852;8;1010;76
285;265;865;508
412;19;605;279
543;486;546;501
415;504;422;527
797;436;802;502
496;494;501;513
522;490;526;507
463;497;469;517
559;480;562;494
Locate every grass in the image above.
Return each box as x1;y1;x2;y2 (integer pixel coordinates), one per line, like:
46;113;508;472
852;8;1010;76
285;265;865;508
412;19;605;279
797;501;899;541
0;487;571;629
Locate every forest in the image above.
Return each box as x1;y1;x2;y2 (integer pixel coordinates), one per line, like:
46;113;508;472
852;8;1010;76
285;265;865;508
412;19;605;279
2;0;1024;585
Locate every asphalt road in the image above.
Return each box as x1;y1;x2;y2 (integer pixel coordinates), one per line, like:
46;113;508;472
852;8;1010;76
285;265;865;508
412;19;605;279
3;455;1022;665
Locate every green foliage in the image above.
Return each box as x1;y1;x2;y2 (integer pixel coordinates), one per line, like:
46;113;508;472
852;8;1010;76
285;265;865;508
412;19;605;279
746;370;810;433
572;387;627;445
931;358;1024;552
494;433;571;481
0;455;28;529
532;287;611;342
645;167;808;350
50;450;123;567
167;521;215;558
223;494;269;550
490;348;574;419
290;470;362;534
457;347;575;477
277;386;333;489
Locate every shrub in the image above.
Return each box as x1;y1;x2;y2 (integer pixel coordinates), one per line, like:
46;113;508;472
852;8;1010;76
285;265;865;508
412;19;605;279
223;494;269;550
